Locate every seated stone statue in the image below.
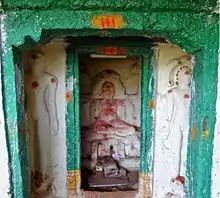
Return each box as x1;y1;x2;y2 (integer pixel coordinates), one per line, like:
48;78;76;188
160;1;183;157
81;81;140;171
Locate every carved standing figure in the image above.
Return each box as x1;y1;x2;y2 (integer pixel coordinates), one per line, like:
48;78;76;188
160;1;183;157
24;44;67;197
158;55;192;197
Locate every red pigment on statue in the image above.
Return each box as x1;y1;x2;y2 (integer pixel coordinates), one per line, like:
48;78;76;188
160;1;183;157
103;133;108;140
117;100;125;106
175;175;185;184
184;94;190;99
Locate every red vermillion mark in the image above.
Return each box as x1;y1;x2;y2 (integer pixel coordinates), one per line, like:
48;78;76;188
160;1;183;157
184;94;190;99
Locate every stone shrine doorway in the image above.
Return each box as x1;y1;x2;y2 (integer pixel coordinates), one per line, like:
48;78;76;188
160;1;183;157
64;39;154;196
79;55;141;191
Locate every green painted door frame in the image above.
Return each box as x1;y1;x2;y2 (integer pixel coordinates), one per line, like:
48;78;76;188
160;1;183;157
0;8;218;198
65;41;154;192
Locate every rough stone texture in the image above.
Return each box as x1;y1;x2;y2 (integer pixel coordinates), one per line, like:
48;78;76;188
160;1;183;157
0;0;219;198
211;51;220;198
2;0;217;12
153;44;192;197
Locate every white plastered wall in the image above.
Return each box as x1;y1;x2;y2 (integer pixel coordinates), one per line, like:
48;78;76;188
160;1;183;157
24;43;67;197
1;42;219;197
153;43;192;197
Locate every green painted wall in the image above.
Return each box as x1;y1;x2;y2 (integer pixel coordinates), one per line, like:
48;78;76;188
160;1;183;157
2;0;217;12
0;0;219;197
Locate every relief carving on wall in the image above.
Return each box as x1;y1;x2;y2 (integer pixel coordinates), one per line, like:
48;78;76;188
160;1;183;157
24;44;67;197
29;73;60;196
157;55;192;198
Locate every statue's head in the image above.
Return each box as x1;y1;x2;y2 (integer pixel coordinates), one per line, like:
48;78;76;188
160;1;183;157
169;65;192;90
101;82;115;99
168;55;192;90
92;69;125;99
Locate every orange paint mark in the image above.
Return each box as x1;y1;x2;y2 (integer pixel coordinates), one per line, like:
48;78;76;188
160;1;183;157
202;117;208;140
91;15;126;29
66;92;72;102
149;99;155;109
67;170;80;192
192;125;197;140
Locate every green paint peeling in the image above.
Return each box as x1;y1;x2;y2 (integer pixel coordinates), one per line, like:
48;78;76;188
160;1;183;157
66;48;76;171
140;52;154;173
0;0;219;197
187;21;219;198
1;10;217;52
186;20;219;198
73;48;80;170
1;35;24;198
13;48;30;198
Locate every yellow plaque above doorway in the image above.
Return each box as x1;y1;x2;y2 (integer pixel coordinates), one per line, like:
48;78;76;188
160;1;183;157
91;15;126;29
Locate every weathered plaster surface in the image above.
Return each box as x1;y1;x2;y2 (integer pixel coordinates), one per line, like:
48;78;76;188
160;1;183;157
1;10;216;53
24;43;67;197
2;0;217;12
0;0;219;197
153;44;192;197
80;57;141;167
0;60;10;197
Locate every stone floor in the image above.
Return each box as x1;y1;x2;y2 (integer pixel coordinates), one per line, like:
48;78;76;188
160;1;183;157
82;190;138;198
